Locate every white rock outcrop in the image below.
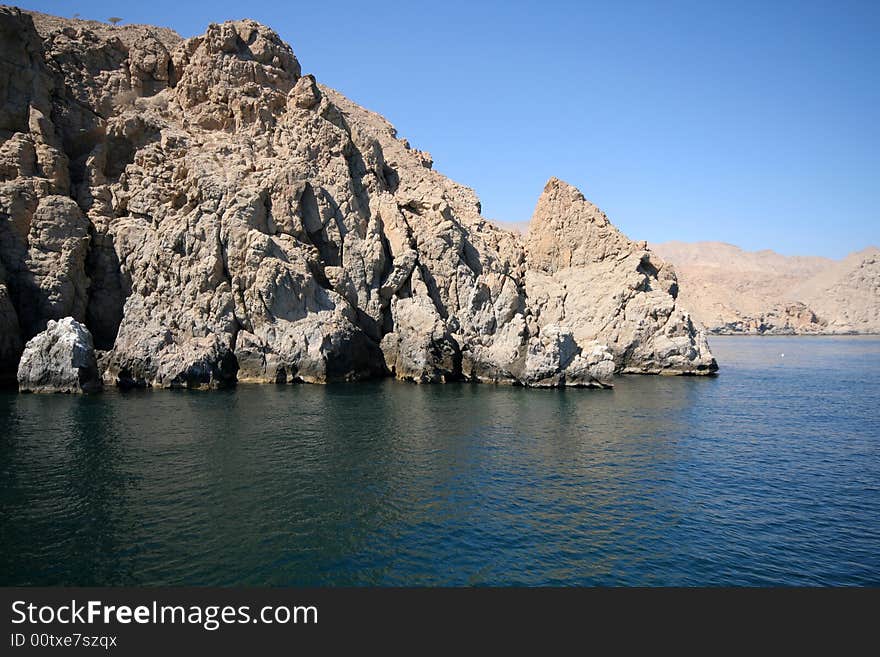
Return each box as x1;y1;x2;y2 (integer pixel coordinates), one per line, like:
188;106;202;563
17;317;101;393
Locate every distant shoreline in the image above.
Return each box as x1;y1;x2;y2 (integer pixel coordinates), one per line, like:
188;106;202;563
708;332;880;337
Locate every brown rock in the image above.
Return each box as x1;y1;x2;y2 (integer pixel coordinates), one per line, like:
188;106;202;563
653;241;879;334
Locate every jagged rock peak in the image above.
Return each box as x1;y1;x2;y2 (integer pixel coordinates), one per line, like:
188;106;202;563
527;177;640;273
524;177;717;375
173;19;301;131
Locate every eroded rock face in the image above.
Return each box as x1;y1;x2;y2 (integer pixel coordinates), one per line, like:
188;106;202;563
711;302;827;335
0;7;717;389
380;295;461;383
17;317;101;393
13;195;90;337
525;179;717;375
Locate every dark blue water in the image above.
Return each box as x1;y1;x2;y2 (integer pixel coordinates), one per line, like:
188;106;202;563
1;336;878;586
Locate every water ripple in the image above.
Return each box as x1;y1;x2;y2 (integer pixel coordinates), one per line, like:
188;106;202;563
0;336;878;585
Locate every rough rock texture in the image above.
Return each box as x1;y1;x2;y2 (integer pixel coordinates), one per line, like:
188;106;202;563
0;6;716;389
708;302;827;335
653;241;879;334
17;316;101;392
524;179;716;375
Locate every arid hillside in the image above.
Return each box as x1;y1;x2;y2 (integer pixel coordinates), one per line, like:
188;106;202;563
652;241;879;334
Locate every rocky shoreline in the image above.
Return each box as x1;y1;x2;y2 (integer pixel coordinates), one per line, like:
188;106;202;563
708;330;880;337
1;7;717;393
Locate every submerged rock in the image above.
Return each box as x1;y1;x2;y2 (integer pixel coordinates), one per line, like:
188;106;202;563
17;317;102;393
0;7;717;389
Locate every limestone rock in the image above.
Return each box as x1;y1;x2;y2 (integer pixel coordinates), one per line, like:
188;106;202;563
711;302;826;335
17;317;101;393
0;8;718;389
525;178;717;375
15;195;91;337
521;326;613;388
172;19;300;131
381;295;461;383
289;75;321;110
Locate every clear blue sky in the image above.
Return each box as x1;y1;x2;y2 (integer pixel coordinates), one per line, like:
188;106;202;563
21;0;880;258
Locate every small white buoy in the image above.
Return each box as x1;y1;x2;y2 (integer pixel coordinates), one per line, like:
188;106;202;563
780;353;784;358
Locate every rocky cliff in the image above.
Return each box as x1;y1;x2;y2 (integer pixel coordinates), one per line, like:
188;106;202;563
0;6;716;389
652;241;880;335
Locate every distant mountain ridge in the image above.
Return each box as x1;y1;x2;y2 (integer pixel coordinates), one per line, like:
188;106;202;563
651;241;880;334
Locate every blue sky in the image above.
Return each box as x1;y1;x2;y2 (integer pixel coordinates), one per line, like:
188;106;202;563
20;1;880;258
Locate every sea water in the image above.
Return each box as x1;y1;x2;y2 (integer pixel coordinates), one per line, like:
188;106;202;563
1;336;878;585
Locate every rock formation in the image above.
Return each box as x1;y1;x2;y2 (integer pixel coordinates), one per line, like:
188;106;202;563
524;179;716;375
0;6;716;390
652;241;880;334
17;317;101;393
